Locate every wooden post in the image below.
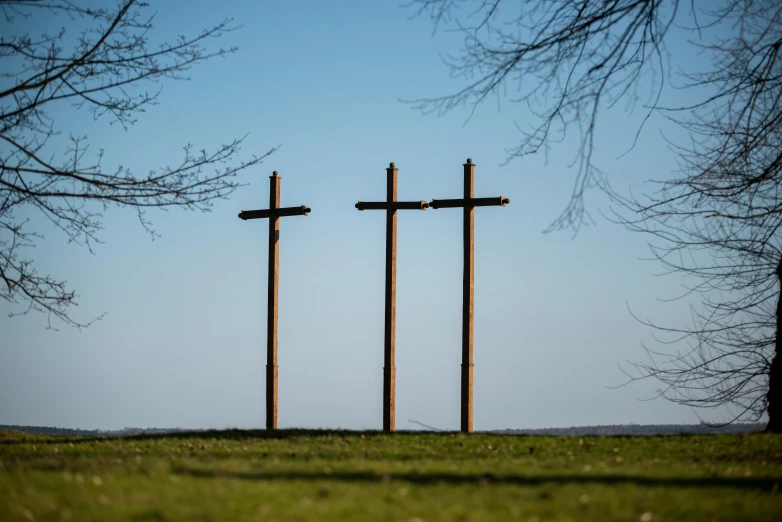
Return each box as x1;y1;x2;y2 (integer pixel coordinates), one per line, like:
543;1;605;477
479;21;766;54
462;159;475;434
384;163;397;432
237;171;310;430
428;158;509;434
356;162;428;432
267;172;280;430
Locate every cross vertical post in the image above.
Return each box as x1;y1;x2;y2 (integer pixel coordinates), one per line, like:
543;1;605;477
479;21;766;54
238;171;311;430
462;159;475;434
267;172;280;430
356;162;428;432
428;158;510;433
384;163;397;432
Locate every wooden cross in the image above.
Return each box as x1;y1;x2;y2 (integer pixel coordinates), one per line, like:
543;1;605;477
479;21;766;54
356;162;428;432
429;158;510;433
238;171;311;430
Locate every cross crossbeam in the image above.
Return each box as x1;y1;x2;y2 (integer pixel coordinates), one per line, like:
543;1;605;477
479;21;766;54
356;162;428;432
428;158;510;433
356;201;428;211
237;171;310;430
238;206;311;220
429;196;510;209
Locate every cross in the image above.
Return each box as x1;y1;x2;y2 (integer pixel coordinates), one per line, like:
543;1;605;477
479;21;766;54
356;162;428;432
238;171;311;430
428;158;510;433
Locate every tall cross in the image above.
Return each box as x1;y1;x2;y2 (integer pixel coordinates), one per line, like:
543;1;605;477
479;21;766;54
356;162;428;432
238;171;311;430
429;158;510;433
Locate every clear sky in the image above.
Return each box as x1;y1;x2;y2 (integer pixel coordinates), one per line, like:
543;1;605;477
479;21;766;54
0;0;738;431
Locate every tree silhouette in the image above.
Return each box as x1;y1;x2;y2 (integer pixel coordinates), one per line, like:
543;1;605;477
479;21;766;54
0;0;275;328
407;0;782;430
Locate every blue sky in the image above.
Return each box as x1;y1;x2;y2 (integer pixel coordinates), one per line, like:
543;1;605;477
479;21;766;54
0;1;737;430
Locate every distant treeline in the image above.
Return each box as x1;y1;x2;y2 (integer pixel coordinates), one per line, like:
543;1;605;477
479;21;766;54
0;423;767;437
0;425;195;437
491;423;766;436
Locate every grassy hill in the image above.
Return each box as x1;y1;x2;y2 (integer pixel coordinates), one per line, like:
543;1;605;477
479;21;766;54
1;429;781;521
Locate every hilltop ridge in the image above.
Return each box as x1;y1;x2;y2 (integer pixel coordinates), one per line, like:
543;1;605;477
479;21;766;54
0;423;766;437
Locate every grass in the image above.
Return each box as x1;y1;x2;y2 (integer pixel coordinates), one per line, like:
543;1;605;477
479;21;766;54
1;429;782;521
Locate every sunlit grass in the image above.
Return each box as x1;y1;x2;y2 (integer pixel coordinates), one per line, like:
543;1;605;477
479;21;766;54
1;429;781;521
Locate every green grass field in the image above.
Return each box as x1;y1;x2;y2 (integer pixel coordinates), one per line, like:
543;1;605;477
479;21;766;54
2;429;781;521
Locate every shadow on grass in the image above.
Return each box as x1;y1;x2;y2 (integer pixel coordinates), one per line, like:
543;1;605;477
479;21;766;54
171;467;782;492
2;428;780;447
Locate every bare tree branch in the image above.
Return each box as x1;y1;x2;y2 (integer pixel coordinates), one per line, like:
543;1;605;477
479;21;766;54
0;0;276;328
408;0;782;429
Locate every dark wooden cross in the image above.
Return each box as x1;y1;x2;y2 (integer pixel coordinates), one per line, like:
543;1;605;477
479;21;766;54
356;162;428;432
429;158;510;433
238;171;311;430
